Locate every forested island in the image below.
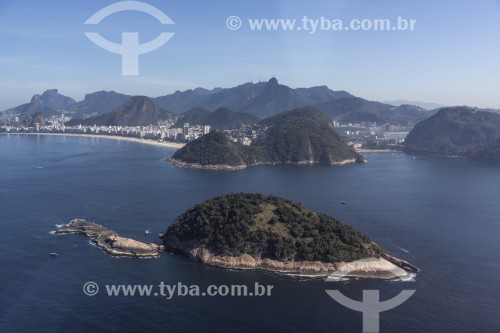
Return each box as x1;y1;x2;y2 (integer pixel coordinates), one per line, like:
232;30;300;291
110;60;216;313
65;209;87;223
169;107;364;170
405;106;500;162
162;193;419;278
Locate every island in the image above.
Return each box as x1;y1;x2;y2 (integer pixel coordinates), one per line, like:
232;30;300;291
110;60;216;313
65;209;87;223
169;107;365;170
162;193;419;279
404;106;500;162
55;219;163;258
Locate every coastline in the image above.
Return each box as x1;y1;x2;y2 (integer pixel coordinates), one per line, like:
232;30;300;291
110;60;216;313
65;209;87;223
0;132;186;149
168;158;248;170
54;219;163;258
164;236;420;280
355;149;402;153
167;157;361;171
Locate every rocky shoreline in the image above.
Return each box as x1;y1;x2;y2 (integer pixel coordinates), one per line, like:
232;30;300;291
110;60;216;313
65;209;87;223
162;235;419;279
52;220;420;279
167;157;365;171
54;219;163;258
167;158;247;170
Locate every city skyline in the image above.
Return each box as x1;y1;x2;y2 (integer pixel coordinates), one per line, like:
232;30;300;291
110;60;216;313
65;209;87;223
1;0;500;110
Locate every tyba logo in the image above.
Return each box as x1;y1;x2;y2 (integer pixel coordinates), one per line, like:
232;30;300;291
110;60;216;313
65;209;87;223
84;1;175;76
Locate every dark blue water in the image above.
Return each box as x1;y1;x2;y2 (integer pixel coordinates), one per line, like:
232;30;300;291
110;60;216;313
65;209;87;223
0;134;499;332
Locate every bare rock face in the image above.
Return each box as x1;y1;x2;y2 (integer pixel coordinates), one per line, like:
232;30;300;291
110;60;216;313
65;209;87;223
163;235;420;278
55;219;160;258
165;235;339;276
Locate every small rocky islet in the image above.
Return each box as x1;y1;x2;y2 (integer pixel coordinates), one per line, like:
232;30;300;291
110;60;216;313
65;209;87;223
55;219;163;258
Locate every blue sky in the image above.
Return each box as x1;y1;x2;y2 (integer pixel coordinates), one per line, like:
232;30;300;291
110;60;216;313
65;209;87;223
1;0;500;110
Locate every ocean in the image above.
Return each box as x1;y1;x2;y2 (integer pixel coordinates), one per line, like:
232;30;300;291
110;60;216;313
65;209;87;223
0;134;499;332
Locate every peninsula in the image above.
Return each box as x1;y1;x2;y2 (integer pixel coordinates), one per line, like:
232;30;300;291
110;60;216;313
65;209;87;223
169;107;365;170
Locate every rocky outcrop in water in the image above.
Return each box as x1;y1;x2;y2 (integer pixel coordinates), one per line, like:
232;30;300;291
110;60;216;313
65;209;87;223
55;219;162;258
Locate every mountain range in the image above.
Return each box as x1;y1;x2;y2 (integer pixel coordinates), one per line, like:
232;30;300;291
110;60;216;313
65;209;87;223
1;78;435;126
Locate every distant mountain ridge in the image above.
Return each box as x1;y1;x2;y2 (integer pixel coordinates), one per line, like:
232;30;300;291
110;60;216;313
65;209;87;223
384;100;446;110
2;89;75;120
1;78;434;125
67;91;132;118
318;97;431;124
153;87;222;113
66;96;178;127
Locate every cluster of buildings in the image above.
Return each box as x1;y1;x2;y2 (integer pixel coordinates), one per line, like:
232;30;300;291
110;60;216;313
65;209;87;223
336;122;413;150
1;115;414;151
0;121;212;143
223;124;269;146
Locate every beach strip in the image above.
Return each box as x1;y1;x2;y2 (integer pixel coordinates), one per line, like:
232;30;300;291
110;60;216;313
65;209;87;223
0;132;186;149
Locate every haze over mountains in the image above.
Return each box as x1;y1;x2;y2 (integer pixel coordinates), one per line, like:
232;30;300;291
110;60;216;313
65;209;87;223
384;100;447;110
2;89;75;120
68;91;132;119
66;96;178;127
1;78;441;126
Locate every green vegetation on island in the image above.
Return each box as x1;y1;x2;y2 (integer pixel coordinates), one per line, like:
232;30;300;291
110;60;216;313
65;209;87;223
170;131;266;167
405;106;500;158
257;107;362;164
165;193;382;263
169;107;363;168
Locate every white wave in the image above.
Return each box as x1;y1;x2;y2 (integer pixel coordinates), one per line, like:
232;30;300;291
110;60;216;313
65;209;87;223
393;273;416;282
394;244;409;253
325;275;350;282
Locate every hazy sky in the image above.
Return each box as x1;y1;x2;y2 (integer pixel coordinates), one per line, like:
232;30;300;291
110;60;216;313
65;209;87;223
1;0;500;110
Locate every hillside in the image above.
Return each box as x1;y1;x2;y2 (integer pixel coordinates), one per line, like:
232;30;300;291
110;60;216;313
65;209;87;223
66;96;178;127
154;87;221;113
169;131;265;169
318;97;430;124
22;112;46;127
257;107;362;164
404;106;500;156
173;107;260;129
166;193;380;261
2;89;75;119
169;107;363;169
163;193;419;277
201;78;354;118
471;142;500;163
67;91;132;118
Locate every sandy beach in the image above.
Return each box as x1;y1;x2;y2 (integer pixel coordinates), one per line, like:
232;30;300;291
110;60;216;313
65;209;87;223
0;132;186;149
